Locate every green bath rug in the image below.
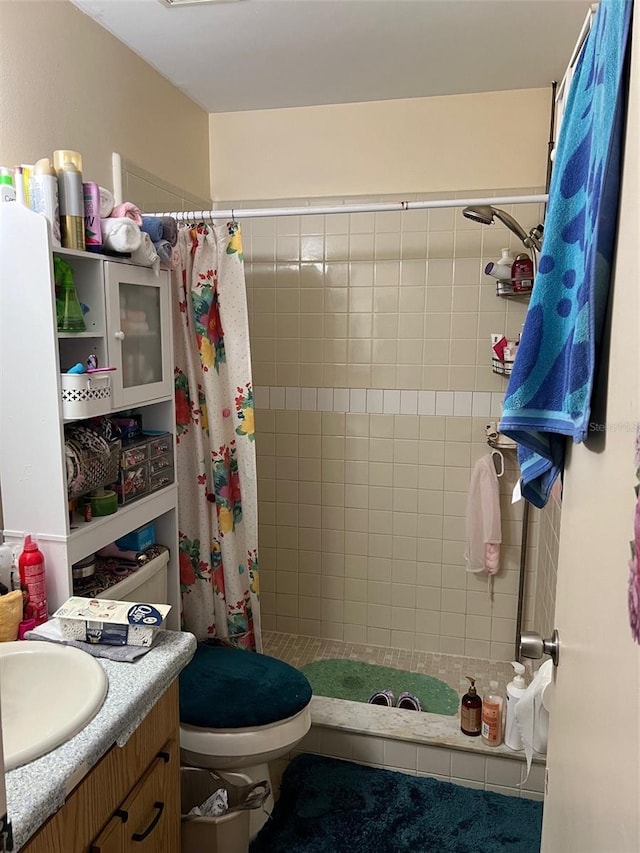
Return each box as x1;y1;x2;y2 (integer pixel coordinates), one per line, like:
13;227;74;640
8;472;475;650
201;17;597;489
301;658;459;715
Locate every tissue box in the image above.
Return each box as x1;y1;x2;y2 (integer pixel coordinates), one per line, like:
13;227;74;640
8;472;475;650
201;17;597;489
53;596;171;646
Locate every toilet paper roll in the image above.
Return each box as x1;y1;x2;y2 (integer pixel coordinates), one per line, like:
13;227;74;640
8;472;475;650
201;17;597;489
515;658;553;781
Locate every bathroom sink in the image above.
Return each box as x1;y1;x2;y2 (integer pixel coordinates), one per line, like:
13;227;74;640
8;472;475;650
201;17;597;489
0;641;108;770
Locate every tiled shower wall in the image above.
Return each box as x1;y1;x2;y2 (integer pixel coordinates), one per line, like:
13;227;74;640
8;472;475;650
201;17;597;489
232;189;550;660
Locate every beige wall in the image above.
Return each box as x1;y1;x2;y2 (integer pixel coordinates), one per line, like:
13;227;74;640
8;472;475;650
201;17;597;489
0;1;210;200
209;88;551;201
242;190;545;657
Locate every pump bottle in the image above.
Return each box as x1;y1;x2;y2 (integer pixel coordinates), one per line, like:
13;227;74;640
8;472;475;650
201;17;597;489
504;661;527;750
460;676;482;737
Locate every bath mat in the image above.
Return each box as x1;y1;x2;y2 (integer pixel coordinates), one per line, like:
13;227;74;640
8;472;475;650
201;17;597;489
300;658;459;715
250;753;543;853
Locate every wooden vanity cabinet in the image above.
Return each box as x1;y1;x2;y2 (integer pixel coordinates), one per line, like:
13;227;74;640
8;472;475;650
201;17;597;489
22;681;181;853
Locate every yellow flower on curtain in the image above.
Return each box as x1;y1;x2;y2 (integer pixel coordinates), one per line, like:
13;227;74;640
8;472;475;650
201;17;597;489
218;505;233;535
235;383;255;442
199;336;214;369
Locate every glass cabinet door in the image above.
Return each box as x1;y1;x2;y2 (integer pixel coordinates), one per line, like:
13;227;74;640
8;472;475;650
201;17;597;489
104;262;173;408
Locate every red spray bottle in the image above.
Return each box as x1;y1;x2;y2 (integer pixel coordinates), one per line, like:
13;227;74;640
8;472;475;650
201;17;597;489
18;535;48;626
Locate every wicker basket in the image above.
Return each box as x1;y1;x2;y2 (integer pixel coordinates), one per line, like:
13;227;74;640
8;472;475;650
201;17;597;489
65;426;121;499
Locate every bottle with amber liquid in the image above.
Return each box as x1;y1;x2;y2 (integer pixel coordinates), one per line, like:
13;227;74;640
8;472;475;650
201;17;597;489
460;676;482;736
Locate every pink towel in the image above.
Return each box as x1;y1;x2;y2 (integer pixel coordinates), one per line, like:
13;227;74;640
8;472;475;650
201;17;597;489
110;202;142;226
464;453;502;593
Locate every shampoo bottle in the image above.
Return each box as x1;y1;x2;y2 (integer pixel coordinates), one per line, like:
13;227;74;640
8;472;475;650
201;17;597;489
504;661;527;750
460;676;482;737
0;168;16;203
511;253;534;293
18;535;48;626
53;149;85;250
481;680;503;746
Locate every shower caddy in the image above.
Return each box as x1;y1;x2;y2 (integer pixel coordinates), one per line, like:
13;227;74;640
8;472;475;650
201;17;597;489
0;202;180;627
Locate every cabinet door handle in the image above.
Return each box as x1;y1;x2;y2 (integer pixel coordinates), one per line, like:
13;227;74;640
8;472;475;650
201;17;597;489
114;330;125;340
131;801;164;842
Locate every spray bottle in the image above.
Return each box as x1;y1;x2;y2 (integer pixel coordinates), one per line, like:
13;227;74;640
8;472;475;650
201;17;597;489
31;158;61;248
18;535;48;626
53;150;85;250
504;661;527;750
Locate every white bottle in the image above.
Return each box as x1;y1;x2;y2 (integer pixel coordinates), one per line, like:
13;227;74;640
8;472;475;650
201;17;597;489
504;661;527;750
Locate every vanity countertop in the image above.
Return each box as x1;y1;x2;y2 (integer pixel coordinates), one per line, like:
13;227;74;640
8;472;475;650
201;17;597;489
5;629;197;851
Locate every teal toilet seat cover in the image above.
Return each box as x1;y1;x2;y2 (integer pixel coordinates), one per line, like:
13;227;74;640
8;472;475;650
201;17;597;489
179;643;312;728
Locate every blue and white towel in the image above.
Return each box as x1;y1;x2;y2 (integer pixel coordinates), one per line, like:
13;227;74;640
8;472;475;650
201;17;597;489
499;0;632;508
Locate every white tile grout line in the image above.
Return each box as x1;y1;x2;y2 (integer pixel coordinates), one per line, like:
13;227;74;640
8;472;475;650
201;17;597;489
257;386;504;418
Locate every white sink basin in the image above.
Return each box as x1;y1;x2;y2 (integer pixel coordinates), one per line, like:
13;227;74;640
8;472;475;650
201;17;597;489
0;641;108;770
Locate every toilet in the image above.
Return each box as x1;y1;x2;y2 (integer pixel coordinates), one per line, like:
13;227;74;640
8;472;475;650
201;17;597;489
178;643;312;837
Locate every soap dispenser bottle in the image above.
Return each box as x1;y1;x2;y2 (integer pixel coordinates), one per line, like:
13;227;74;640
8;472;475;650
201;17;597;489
460;676;482;737
504;662;527;750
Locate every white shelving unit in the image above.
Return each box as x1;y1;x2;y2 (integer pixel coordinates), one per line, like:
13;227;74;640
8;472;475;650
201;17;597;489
0;203;180;629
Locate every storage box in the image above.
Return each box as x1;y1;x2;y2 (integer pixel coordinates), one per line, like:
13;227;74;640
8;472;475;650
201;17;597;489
53;596;171;646
114;462;149;505
96;548;168;605
120;437;149;469
60;373;112;421
116;523;156;553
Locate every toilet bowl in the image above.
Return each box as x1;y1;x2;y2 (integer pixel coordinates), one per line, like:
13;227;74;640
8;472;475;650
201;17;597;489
178;643;312;838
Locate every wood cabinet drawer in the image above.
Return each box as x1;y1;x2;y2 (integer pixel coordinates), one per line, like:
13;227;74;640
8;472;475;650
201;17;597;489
22;681;179;853
90;737;180;853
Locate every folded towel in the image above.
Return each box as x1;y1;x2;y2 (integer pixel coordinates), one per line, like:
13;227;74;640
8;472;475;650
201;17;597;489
131;231;160;269
110;202;143;226
499;0;632;508
159;244;180;270
154;238;174;266
140;215;164;242
161;216;178;246
101;217;142;253
99;186;115;218
25;617;153;661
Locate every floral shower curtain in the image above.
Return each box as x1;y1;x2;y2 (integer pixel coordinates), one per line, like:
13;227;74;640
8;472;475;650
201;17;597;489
172;222;260;651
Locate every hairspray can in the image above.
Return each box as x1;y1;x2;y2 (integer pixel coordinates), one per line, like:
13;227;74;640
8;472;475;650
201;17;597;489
30;158;61;247
83;181;102;252
53;149;85;250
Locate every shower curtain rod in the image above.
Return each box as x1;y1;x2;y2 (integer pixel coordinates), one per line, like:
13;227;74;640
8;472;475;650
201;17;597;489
148;193;548;222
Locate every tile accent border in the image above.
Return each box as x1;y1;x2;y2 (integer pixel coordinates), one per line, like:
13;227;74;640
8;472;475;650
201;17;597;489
255;386;504;417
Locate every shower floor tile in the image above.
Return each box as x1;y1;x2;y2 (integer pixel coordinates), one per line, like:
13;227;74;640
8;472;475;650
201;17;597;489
262;630;515;697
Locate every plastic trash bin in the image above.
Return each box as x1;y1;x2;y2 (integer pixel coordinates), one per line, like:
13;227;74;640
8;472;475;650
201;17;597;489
180;767;269;853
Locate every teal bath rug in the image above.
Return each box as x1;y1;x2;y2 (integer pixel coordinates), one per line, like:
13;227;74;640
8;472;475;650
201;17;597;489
250;753;543;853
301;658;459;715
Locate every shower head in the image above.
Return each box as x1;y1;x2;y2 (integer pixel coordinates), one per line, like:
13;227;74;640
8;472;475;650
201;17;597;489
462;205;542;252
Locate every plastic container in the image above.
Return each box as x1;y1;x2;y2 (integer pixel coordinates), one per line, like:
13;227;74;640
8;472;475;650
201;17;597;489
116;523;156;553
96;548;168;605
460;675;482;737
505;661;527;750
181;768;252;853
18;535;48;626
481;680;504;746
0;167;16;203
60;372;112;420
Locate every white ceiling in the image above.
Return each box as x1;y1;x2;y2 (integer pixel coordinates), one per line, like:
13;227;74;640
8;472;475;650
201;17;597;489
71;0;594;114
